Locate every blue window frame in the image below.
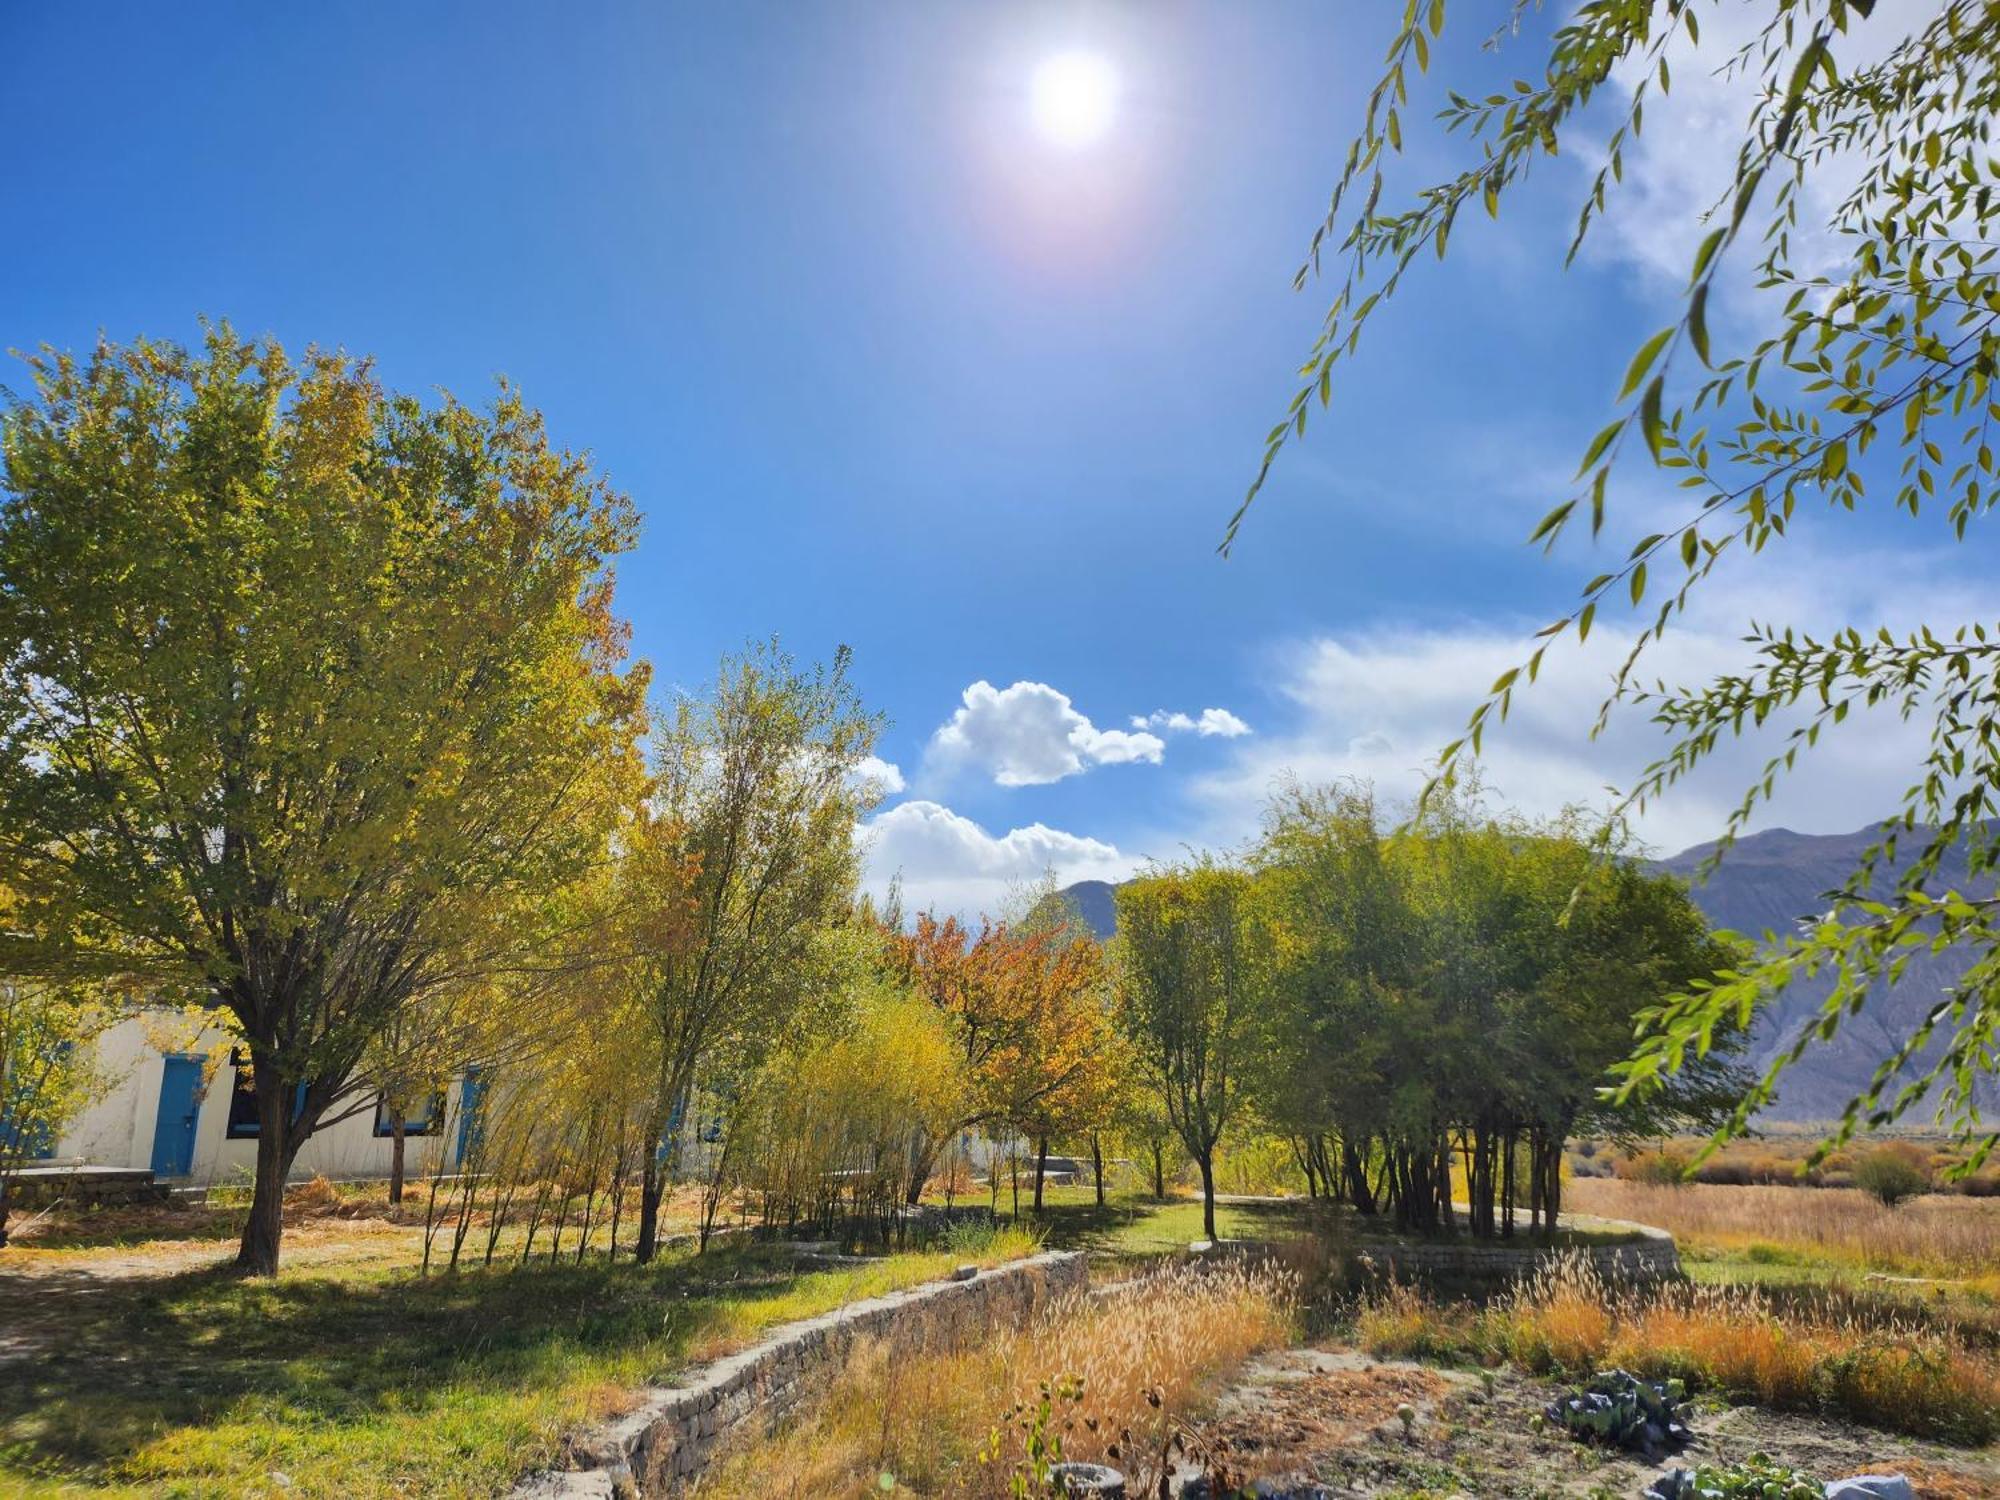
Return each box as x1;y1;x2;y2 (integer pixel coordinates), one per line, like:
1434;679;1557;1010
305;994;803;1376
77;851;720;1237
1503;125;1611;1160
224;1051;308;1138
373;1090;445;1137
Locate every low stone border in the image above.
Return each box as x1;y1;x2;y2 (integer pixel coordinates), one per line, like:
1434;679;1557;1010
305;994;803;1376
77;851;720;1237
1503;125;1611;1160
512;1249;1088;1498
8;1166;169;1210
1354;1216;1680;1286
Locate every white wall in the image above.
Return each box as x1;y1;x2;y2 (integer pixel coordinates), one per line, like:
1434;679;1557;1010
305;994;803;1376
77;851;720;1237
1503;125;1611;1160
53;1010;471;1185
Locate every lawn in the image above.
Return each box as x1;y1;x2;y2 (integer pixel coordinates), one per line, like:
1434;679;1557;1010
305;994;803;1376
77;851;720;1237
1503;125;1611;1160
0;1206;1037;1499
992;1184;1317;1259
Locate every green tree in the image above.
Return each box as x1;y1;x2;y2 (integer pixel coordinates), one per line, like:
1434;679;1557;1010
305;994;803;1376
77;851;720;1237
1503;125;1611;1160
0;979;113;1246
1252;780;1744;1236
1235;2;2000;1168
0;329;646;1272
1112;861;1265;1242
618;640;878;1263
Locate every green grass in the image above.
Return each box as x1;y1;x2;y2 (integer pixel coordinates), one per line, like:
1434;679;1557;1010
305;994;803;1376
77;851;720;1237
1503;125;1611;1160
0;1227;1038;1499
983;1184;1317;1260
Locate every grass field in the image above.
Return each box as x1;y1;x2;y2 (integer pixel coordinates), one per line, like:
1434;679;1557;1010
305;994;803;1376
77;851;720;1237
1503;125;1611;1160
1564;1177;2000;1297
0;1191;1038;1499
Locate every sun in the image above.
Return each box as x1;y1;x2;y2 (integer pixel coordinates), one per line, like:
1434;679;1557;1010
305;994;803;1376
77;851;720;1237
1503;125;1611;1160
1029;51;1118;149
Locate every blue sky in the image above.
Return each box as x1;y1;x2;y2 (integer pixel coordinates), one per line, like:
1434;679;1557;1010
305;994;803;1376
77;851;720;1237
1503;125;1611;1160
7;2;1993;915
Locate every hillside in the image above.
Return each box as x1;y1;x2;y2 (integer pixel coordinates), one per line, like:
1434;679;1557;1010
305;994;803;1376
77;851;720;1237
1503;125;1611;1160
1059;824;1996;1122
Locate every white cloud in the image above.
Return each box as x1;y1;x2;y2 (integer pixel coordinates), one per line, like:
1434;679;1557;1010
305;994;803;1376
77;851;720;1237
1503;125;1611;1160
851;755;906;795
1188;534;1998;859
929;679;1164;786
860;798;1138;920
1577;5;1943;300
1132;707;1252;739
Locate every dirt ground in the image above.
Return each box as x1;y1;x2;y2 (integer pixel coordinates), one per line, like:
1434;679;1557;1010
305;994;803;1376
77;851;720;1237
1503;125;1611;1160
1192;1347;2000;1499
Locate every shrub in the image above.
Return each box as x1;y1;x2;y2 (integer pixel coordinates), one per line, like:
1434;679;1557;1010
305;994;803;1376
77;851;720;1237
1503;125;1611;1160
1854;1144;1931;1209
1354;1255;1999;1444
1618;1150;1689;1186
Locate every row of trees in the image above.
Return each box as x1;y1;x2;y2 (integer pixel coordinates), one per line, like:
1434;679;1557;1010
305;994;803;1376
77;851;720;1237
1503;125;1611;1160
0;330;911;1272
0;328;1150;1268
0;327;1757;1270
1110;782;1750;1242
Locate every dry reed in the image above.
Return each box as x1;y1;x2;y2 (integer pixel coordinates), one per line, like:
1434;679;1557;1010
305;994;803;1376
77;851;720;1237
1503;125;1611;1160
1565;1178;2000;1280
695;1258;1298;1498
1357;1254;1999;1444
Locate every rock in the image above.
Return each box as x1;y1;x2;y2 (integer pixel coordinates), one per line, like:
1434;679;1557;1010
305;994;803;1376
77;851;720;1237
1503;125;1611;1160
1049;1460;1124;1495
1824;1478;1916;1500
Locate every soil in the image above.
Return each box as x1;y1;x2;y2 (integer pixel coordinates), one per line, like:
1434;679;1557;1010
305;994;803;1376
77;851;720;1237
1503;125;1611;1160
1189;1347;2000;1499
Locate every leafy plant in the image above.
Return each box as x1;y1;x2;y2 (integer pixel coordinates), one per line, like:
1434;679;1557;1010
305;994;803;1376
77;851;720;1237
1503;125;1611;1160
1542;1369;1691;1455
1646;1454;1823;1500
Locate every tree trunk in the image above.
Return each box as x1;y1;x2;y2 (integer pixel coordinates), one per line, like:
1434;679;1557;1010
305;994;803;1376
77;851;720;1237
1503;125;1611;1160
1342;1137;1376;1215
1032;1136;1049;1213
1090;1133;1104;1208
635;1151;664;1265
388;1108;407;1206
1151;1140;1165;1199
1196;1148;1217;1242
236;1070;297;1275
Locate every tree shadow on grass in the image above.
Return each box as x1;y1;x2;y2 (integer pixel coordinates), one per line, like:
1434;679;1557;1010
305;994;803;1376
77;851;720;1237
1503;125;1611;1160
1022;1196;1318;1258
0;1241;831;1489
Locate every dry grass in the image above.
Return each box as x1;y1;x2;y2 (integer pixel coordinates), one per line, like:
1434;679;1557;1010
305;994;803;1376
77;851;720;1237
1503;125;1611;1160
696;1259;1298;1498
1565;1177;2000;1283
1356;1255;2000;1444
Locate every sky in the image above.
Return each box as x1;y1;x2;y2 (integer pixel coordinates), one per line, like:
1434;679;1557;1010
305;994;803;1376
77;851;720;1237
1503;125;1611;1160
5;2;1996;918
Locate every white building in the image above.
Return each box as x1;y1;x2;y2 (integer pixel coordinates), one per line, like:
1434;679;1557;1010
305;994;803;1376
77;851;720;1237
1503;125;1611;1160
46;1011;483;1186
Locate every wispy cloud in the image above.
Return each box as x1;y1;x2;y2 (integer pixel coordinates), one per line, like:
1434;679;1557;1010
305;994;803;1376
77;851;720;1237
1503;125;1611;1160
1188;532;1996;856
1131;706;1251;738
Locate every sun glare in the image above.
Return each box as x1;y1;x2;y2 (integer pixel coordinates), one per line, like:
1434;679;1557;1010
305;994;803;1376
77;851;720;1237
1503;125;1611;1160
1030;51;1118;149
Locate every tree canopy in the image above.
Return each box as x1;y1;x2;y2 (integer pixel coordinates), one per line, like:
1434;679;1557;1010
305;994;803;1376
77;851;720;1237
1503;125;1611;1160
0;328;646;1271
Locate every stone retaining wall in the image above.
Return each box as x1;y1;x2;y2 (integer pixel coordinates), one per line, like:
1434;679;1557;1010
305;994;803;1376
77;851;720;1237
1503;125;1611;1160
8;1166;168;1210
513;1249;1088;1499
1353;1219;1680;1286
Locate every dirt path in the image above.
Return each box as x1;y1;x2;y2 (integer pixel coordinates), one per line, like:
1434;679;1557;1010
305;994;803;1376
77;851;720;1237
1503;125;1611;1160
1194;1345;2000;1498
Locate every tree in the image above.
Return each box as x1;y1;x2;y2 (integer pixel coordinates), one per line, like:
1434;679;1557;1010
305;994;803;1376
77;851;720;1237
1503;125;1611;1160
1112;861;1264;1242
1251;780;1745;1236
0;329;646;1272
1232;2;2000;1170
619;639;877;1263
890;908;1110;1207
0;979;113;1246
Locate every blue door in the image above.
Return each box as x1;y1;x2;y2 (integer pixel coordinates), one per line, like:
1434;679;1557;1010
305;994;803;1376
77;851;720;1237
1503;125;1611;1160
150;1056;202;1178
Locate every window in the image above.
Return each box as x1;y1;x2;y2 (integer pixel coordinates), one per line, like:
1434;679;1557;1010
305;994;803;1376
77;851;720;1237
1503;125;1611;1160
224;1052;308;1138
374;1090;445;1137
225;1052;260;1139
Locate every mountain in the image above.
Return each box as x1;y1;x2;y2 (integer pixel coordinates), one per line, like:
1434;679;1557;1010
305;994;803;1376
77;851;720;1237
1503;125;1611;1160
1058;824;1994;1122
1051;878;1119;940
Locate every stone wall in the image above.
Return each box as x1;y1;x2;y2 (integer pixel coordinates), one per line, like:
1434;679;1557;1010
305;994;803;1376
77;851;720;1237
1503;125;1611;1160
513;1249;1088;1499
1352;1219;1680;1287
8;1166;169;1210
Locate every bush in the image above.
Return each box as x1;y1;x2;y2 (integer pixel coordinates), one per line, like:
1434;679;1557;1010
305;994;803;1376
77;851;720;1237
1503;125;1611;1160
1355;1255;2000;1444
1854;1144;1931;1209
1617;1150;1689;1186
